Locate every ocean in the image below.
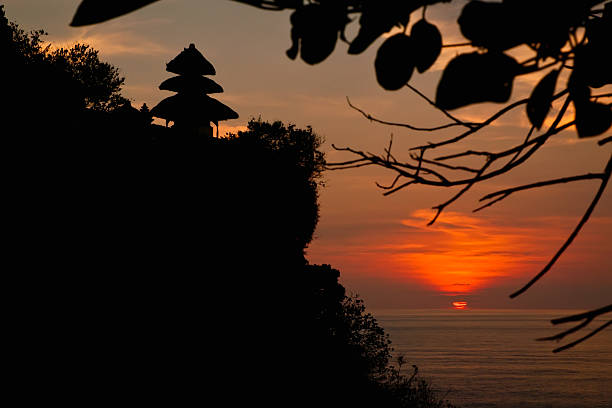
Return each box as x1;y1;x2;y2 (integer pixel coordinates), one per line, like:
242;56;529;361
373;309;612;408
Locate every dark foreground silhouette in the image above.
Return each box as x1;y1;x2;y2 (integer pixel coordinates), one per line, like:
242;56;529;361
3;7;457;407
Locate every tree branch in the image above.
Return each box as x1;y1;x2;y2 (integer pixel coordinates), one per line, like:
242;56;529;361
537;318;593;342
410;89;569;152
346;97;473;132
406;84;477;130
510;153;612;298
598;136;612;146
551;304;612;325
551;320;611;353
428;161;491;225
536;304;612;352
474;173;606;212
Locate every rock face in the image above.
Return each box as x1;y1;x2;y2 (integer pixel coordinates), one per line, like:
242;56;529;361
151;44;238;137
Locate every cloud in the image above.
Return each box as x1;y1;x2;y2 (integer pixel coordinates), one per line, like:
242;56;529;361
392;209;551;292
48;25;170;57
309;208;588;297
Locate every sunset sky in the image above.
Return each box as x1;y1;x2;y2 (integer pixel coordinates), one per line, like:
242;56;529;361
7;0;611;310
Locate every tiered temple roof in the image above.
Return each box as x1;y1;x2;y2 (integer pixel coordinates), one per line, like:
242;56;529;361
151;44;238;133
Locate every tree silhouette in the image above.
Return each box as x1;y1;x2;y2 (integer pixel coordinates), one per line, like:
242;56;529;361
47;44;130;111
149;116;458;406
2;4;141;146
226;119;326;260
66;0;611;350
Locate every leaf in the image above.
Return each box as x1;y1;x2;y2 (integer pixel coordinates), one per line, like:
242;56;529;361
458;1;522;51
300;30;338;65
411;19;442;73
348;2;416;55
374;34;414;91
349;27;384;55
70;0;159;26
579;22;612;88
526;69;559;129
286;4;341;65
436;52;518;110
574;101;612;138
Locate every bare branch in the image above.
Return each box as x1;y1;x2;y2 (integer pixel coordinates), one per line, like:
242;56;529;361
413;148;425;179
411;89;569;152
472;194;508;213
335;93;607;301
552;320;612;353
510;153;612;298
376;173;403;190
435;149;492;161
475;173;606;212
329;144;451;185
346;97;472;132
383;180;417;196
508;126;535;166
330;117;575;192
536;318;593;342
385;134;394;162
326;158;368;167
441;42;473;48
406;84;477;130
412;154;480;174
551;304;612;325
231;0;288;10
428;161;491;225
536;304;612;352
592;92;612;99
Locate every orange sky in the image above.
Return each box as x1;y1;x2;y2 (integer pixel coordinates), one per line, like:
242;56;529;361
7;0;611;309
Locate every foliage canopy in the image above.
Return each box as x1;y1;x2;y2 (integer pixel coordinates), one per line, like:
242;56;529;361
3;10;128;113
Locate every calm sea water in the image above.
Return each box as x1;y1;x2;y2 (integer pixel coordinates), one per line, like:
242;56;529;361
373;309;612;408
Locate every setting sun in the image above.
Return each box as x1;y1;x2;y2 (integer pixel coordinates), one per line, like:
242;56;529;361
452;301;468;310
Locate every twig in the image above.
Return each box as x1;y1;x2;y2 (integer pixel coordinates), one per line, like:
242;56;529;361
230;0;288;10
347;97;471;132
508;126;535;166
592;92;612;100
537;318;593;342
406;84;476;130
428;161;491;225
551;304;612;325
441;42;472;48
411;90;568;152
552;321;611;353
376;173;403;190
411;154;480;174
537;304;612;352
510;153;612;298
474;173;606;212
329;117;575;191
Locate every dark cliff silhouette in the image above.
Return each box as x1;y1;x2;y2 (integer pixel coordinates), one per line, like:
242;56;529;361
4;8;457;407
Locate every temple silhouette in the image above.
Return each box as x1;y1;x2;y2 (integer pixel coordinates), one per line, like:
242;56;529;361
151;43;238;137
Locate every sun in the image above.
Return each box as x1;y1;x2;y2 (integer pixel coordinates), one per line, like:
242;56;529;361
452;301;468;310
